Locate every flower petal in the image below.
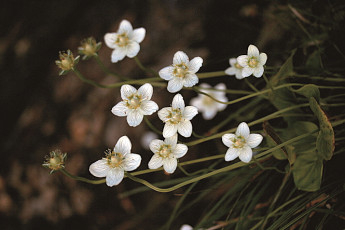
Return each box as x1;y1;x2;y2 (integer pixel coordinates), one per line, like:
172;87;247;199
229;58;237;66
167;78;184;93
225;67;236;76
148;154;163;169
164;133;177;146
173;51;189;65
259;53;267;65
111;48;127;63
106;168;124;187
183;106;198;120
111;101;128;116
89;159;109;177
237;55;248;67
247;134;263;148
137;83;153;100
253;66;264;78
173;144;188;158
202;109;217;120
126;41;140;58
158;107;172;122
248;44;259;57
172;94;185;109
236;122;250;139
235;71;244;79
188;57;203;73
238;146;253;163
149;139;165;153
123;153;141;171
163;123;178;138
127;109;144;127
140;100;158;115
241;67;253;78
131;28;146;43
104;33;117;49
159;66;174;80
177;120;192;137
114;136;132;155
225;147;239;161
118;19;133;34
183;74;199;87
121;84;137;100
190;97;203;110
163;158;177;174
222;133;236;148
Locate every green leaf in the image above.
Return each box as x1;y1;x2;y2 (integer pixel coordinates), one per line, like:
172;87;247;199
291;84;320;102
292;152;323;192
270;49;296;86
309;97;335;160
290;121;318;154
306;50;323;74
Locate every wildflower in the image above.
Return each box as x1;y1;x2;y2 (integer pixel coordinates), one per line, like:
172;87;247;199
55;50;80;75
158;94;198;138
78;37;102;60
148;134;188;174
104;19;146;63
190;83;228;120
111;83;159;127
222;122;263;163
42;150;67;174
159;51;203;93
180;225;193;230
237;44;267;78
225;58;244;79
141;131;158;150
89;136;141;187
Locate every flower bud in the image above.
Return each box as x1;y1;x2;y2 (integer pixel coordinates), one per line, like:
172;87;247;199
43;150;67;173
55;50;80;75
78;37;102;60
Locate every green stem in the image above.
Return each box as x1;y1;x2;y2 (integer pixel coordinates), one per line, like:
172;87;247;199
245;78;260;93
94;55;127;80
134;56;158;77
60;168;105;184
144;116;162;135
197;71;226;79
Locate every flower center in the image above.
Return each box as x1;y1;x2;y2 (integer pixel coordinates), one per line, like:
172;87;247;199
232;136;246;148
235;62;243;69
116;33;129;47
248;57;259;68
106;151;124;168
173;63;189;78
202;94;214;106
126;95;142;109
158;145;172;158
168;109;183;124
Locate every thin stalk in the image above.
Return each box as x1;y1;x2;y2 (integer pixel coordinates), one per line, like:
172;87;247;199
134;56;158;77
94;55;127;80
197;71;226;79
144;116;162;135
60;168;105;184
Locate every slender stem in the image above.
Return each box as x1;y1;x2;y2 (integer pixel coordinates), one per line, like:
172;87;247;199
94;55;127;80
60;168;105;184
134;56;158;77
263;73;275;94
245;78;260;93
197;71;226;79
144;116;162;135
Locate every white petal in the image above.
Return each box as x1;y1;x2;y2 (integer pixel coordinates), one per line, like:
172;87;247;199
222;133;236;148
173;144;188;158
89;159;109;177
238;146;253;163
164;133;177;146
225;67;236;76
183;74;199;87
225;147;239;161
123;153;141;171
237;55;248;67
177;120;192;137
149;139;165;153
167;78;184;93
118;20;133;34
114;136;132;155
121;84;137;100
126;41;140;58
163;123;178;138
229;58;237;66
130;28;146;43
215;83;226;91
188;57;203;73
104;33;118;49
172;94;185;109
140;100;158;115
137;83;153;100
183;106;198;120
173;51;189;65
242;67;253;78
111;101;128;116
111;48;127;63
253;66;264;78
235;71;244;79
248;44;259;57
202;109;217;120
247;134;263;148
158;107;172;122
127;109;144;127
148;154;163;169
141;132;158;150
163;158;178;174
159;66;174;80
236;122;250;139
181;225;194;230
259;53;267;65
106;168;124;187
190;97;203;110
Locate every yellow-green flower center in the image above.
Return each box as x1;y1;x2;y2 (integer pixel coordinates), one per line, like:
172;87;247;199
116;33;129;47
232;136;246;149
158;145;172;158
235;62;243;69
248;57;259;68
106;151;124;168
202;94;214;106
126;95;142;109
168;109;183;124
173;63;189;78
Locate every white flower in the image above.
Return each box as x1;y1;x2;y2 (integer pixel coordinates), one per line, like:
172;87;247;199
111;83;159;127
180;225;193;230
159;51;203;93
237;45;267;78
104;19;146;63
141;131;158;150
190;83;228;120
158;94;198;138
222;122;263;163
225;58;244;79
148;134;188;174
89;136;141;187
